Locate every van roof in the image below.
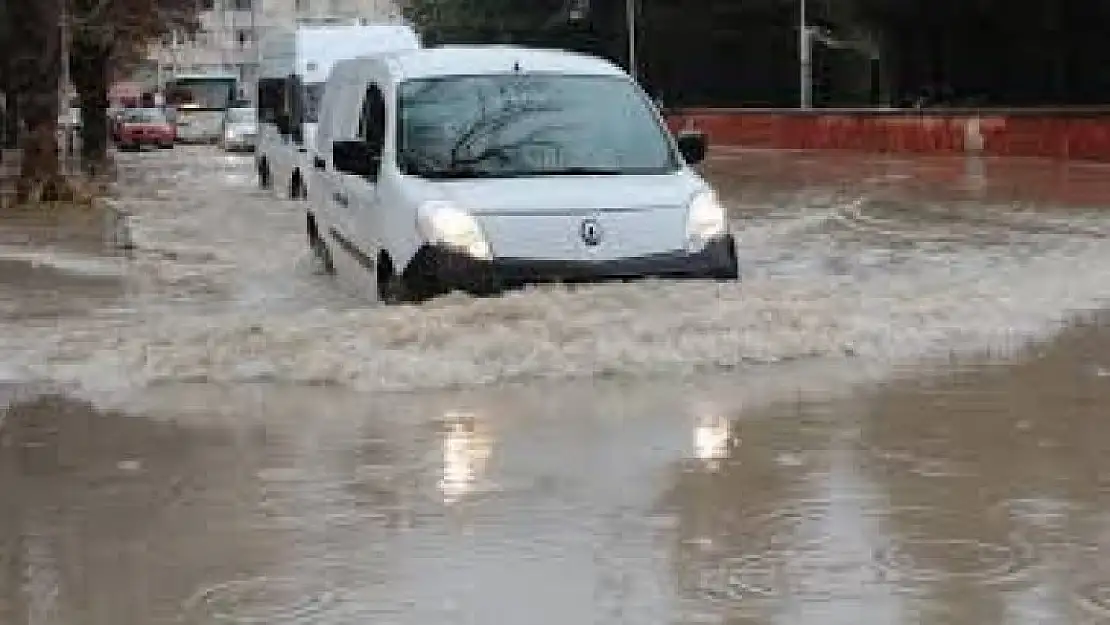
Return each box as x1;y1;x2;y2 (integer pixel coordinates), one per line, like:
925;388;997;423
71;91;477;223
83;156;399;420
384;45;628;81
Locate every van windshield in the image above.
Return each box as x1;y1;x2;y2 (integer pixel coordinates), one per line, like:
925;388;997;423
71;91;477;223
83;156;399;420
303;83;324;123
397;74;679;179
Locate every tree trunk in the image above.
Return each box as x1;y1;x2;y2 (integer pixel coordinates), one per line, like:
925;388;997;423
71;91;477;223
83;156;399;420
72;40;111;175
7;0;67;202
16;116;67;202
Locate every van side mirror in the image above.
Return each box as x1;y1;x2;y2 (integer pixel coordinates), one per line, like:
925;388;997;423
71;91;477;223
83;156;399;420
333;140;379;177
676;131;708;165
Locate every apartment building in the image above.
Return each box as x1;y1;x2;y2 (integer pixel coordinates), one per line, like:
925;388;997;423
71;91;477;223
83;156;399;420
146;0;402;98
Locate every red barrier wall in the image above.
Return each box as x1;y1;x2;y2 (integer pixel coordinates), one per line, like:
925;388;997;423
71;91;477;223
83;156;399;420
665;109;1110;161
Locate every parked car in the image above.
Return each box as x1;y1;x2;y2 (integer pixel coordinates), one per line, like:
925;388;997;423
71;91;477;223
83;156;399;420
306;46;737;304
219;106;258;152
109;108;129;142
115;107;175;150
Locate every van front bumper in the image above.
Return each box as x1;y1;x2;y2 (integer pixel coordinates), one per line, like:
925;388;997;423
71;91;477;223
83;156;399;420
404;234;739;294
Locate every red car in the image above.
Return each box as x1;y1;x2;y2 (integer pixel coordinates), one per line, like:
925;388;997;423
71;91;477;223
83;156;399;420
115;108;175;150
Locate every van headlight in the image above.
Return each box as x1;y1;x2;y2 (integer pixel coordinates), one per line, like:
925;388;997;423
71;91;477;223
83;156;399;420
685;190;728;251
416;201;492;259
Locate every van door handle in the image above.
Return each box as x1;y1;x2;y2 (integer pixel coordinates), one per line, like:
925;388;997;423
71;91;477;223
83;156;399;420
332;192;348;207
313;156;325;170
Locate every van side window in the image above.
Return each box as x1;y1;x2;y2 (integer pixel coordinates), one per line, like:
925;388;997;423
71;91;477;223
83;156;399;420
357;84;387;154
257;78;284;124
286;74;305;143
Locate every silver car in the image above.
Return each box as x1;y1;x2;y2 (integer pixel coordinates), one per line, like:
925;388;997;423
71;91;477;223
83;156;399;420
220;107;258;152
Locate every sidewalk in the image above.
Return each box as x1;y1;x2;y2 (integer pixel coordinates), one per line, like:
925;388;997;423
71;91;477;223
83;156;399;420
0;147;123;253
704;147;1110;209
1;147;90;204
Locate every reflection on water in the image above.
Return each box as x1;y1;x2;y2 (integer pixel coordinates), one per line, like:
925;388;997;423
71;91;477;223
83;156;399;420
438;411;493;504
1;324;1110;624
692;413;732;471
667;319;1110;624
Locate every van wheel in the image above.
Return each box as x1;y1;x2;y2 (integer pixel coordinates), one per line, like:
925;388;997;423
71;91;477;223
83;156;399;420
258;159;271;189
378;273;410;305
307;215;334;274
377;253;430;304
290;172;305;200
377;255;407;304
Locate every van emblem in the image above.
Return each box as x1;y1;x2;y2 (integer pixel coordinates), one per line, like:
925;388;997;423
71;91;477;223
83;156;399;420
580;218;602;246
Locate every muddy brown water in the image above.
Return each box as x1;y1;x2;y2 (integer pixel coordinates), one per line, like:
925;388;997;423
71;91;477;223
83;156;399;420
1;320;1108;624
2;147;1110;623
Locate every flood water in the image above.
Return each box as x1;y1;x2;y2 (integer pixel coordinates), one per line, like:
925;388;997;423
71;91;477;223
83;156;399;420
2;147;1110;623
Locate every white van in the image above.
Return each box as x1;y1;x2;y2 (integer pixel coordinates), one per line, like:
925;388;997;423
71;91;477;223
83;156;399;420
255;22;420;199
307;45;738;303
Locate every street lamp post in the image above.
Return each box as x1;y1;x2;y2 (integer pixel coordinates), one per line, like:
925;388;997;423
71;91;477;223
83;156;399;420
59;0;72;160
799;0;811;108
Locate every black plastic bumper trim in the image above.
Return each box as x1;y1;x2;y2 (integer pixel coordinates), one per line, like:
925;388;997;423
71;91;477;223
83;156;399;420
404;235;738;294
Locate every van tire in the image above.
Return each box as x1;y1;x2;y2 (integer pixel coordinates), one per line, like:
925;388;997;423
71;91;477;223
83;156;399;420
378;273;409;305
306;214;334;274
376;253;407;304
257;158;271;189
290;171;305;200
376;253;432;305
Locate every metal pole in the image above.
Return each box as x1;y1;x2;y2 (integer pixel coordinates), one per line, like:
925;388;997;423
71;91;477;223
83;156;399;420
625;0;637;80
60;0;72;161
799;0;810;108
248;0;256;101
218;0;227;74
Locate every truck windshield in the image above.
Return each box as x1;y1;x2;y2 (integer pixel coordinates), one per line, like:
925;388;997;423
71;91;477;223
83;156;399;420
396;74;679;179
165;79;236;111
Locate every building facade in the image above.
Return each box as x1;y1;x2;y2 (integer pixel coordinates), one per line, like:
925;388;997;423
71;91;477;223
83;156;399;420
145;0;403;99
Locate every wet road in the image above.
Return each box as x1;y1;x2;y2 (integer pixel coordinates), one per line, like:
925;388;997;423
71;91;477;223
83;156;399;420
2;146;1110;623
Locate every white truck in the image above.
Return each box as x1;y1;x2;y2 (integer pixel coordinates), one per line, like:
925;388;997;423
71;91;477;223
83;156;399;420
255;21;421;200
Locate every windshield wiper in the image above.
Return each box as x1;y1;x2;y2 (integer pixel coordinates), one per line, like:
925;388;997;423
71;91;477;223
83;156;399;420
415;168;512;179
528;167;624;176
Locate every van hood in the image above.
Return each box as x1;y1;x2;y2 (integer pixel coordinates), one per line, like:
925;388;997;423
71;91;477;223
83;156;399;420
412;172;708;261
225;121;257;135
422;172;706;215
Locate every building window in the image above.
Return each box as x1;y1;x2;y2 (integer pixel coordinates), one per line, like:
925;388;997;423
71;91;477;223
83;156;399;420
202;0;214;9
295;0;308;11
230;0;251;9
